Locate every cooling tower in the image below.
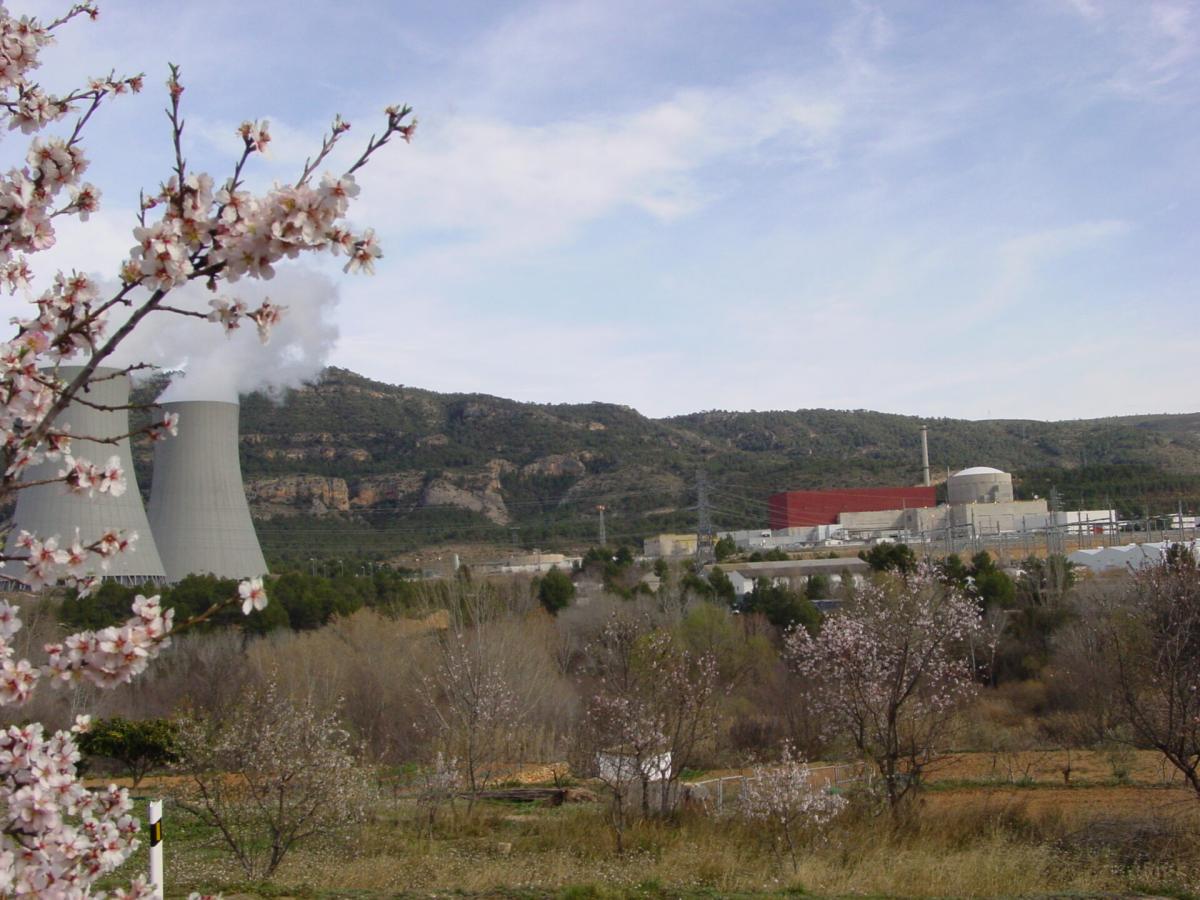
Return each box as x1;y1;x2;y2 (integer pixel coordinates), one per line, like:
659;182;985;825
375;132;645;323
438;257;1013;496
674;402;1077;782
147;400;267;583
2;367;167;585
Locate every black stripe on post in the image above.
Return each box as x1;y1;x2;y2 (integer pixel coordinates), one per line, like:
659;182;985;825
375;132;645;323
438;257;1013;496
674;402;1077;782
150;820;162;846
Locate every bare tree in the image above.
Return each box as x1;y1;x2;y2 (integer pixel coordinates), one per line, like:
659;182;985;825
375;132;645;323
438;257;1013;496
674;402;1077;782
173;677;371;879
1080;554;1200;797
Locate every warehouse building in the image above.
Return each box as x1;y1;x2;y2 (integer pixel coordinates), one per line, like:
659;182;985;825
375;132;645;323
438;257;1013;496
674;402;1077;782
642;533;699;558
769;486;937;530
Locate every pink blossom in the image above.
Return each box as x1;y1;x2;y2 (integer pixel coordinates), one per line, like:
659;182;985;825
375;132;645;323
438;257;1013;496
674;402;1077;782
0;5;411;889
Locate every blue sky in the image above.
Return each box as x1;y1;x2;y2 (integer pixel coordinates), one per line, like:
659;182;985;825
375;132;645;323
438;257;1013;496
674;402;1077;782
7;0;1199;420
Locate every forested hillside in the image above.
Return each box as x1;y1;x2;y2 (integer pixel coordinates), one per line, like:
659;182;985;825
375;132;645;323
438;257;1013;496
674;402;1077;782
131;368;1200;563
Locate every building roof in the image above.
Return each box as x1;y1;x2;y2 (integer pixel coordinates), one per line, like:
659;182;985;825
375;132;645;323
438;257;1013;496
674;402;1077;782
952;466;1007;477
710;558;870;578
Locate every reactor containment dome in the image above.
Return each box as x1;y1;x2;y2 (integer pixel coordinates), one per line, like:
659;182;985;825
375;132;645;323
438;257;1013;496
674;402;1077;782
1;367;167;585
948;466;1014;505
147;400;268;583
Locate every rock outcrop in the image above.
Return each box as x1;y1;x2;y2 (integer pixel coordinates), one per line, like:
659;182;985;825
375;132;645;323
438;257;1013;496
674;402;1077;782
349;472;425;508
245;475;350;516
420;478;509;525
521;454;588;478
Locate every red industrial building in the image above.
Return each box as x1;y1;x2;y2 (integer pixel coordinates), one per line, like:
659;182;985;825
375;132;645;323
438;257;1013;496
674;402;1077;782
769;486;937;529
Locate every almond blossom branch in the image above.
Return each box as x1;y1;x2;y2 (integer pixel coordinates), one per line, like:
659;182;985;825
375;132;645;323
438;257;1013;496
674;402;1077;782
43;1;97;31
296;114;352;187
164;63;187;213
344;104;415;177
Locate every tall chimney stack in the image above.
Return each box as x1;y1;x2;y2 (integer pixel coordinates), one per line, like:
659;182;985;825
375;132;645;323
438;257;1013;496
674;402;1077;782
920;425;931;487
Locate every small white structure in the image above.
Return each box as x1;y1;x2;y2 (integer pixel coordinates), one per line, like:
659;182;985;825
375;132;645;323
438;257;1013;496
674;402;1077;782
597;750;672;784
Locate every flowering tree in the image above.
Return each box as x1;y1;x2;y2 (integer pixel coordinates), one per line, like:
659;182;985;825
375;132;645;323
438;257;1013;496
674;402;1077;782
417;626;524;797
415;608;559;799
172;678;371;880
785;566;981;810
0;2;412;893
578;612;721;849
739;742;846;872
414;752;458;837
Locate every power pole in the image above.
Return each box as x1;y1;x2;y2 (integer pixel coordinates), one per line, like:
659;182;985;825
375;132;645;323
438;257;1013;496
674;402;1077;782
1048;486;1060;556
696;470;715;565
596;505;607;547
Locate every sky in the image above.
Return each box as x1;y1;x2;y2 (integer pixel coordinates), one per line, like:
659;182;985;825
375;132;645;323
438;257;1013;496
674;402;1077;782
4;0;1198;421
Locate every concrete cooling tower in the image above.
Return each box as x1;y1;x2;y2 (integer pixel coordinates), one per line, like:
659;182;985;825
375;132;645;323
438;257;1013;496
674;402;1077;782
2;367;167;585
147;400;268;583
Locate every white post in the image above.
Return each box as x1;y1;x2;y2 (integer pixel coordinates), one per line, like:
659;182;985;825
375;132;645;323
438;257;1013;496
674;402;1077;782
148;799;164;899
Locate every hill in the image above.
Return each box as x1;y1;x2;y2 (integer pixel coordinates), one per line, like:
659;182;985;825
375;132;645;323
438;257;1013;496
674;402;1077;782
132;368;1200;563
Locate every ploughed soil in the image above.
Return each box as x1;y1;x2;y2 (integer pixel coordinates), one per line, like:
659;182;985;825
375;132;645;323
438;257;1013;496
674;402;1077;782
926;784;1197;818
924;749;1185;786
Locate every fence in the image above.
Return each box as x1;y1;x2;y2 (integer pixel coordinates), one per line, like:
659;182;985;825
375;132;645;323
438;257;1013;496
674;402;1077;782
687;761;870;815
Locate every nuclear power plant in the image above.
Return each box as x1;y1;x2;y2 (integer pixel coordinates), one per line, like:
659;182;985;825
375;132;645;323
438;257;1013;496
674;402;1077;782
147;400;268;584
650;425;1122;559
1;367;167;585
3;373;267;589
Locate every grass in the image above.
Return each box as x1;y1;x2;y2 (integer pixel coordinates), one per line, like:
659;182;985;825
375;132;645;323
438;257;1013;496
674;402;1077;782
97;778;1200;899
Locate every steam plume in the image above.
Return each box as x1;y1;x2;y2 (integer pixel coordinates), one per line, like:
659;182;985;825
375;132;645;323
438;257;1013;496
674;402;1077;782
110;266;340;403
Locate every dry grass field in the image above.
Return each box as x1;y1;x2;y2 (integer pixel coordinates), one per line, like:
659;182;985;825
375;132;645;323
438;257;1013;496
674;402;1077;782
102;751;1200;899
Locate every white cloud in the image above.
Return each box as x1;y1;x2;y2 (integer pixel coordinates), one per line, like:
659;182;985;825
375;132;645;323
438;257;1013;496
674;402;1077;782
353;79;843;268
1060;0;1200;98
0;0;1194;424
999;218;1130;261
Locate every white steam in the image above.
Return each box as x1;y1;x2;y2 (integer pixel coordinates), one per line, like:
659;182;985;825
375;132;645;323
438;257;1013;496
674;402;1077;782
110;266;340;404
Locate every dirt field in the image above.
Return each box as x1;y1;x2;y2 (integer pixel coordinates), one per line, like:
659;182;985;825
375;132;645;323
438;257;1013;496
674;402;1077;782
927;784;1198;819
926;749;1184;786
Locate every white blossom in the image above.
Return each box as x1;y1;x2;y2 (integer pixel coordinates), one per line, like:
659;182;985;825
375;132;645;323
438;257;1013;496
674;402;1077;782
238;577;267;615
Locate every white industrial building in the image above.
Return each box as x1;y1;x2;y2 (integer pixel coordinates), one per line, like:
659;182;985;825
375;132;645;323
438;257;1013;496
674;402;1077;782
711;557;870;598
643;465;1117;560
1068;540;1199;573
477;552;581;575
717;525;845;552
838;466;1117;542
